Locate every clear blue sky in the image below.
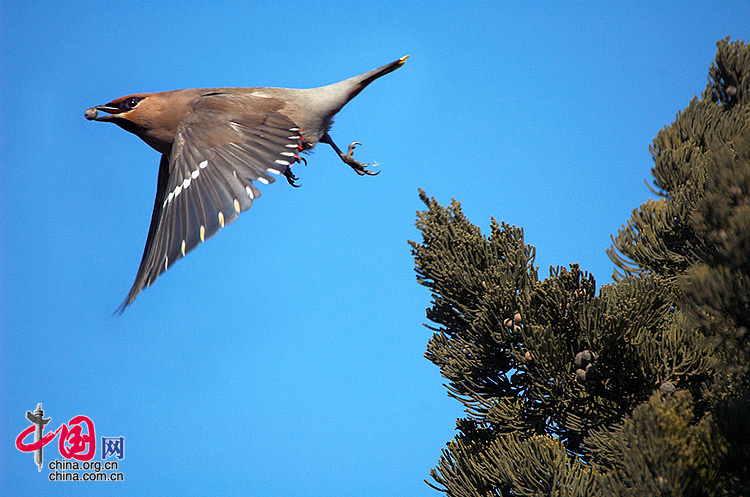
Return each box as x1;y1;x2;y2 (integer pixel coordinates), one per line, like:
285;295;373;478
1;1;745;495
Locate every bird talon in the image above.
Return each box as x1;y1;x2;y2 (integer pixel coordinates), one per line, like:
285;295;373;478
342;141;378;175
346;141;362;157
344;156;370;175
284;168;300;187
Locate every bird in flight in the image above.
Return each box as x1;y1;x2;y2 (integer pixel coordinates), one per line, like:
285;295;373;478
86;56;408;313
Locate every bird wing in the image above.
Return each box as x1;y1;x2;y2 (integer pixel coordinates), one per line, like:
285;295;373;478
117;94;304;312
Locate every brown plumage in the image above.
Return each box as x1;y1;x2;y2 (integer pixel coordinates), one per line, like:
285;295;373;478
86;56;408;312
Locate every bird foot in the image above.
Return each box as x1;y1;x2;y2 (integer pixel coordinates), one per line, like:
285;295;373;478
284;155;307;187
342;142;379;176
284;168;300;187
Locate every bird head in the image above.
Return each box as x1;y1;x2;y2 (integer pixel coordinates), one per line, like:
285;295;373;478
86;92;187;154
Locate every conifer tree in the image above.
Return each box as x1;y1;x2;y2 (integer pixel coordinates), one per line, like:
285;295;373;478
411;37;750;496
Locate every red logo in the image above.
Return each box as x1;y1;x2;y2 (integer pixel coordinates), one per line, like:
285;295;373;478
16;404;96;471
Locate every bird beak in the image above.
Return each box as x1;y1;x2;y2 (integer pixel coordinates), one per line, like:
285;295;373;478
85;104;121;122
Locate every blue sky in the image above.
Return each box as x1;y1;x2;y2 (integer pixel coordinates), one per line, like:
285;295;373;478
1;1;745;495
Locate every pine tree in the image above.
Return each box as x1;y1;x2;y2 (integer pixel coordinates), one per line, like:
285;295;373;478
411;37;750;496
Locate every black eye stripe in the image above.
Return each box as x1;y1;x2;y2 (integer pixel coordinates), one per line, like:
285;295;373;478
119;97;144;111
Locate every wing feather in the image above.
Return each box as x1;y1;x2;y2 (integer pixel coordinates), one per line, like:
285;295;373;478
117;93;304;312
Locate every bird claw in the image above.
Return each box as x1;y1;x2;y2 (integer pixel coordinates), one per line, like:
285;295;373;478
284;155;307;187
347;142;361;155
284;168;300;187
343;141;379;176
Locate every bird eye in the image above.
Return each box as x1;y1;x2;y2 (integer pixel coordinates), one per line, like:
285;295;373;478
120;97;142;111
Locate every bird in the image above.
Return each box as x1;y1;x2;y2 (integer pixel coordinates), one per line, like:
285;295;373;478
86;55;408;313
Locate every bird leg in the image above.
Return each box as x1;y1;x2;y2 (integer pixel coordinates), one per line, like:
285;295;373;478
320;133;379;176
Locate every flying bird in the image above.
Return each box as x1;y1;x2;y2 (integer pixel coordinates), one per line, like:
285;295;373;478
86;56;408;313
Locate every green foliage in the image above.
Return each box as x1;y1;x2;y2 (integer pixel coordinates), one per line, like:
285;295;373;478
586;391;723;496
412;37;750;496
429;429;599;497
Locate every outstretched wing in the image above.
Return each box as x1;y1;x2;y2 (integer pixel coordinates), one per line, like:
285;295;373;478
117;93;305;312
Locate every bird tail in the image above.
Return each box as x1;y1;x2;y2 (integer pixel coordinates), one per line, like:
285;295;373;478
350;55;410;93
309;56;409;117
